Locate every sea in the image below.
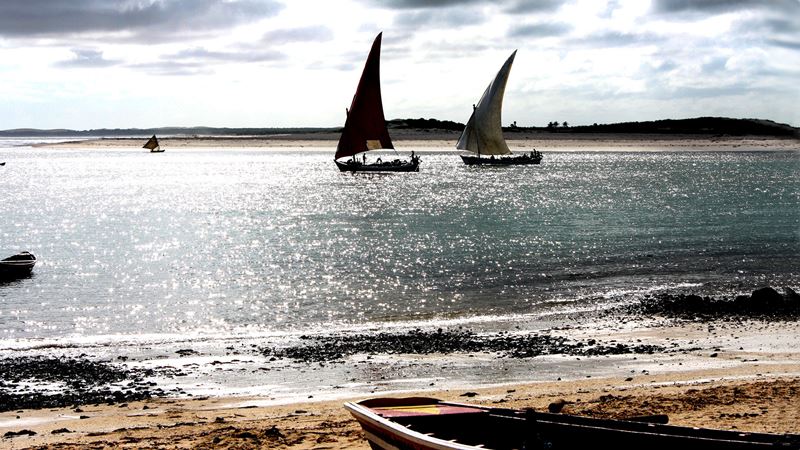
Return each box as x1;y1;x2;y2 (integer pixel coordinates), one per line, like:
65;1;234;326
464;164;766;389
1;138;798;402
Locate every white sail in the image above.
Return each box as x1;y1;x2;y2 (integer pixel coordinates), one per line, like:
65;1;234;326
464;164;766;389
456;50;517;156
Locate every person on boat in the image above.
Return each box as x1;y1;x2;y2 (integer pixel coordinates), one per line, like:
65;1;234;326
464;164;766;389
363;154;367;164
376;157;382;164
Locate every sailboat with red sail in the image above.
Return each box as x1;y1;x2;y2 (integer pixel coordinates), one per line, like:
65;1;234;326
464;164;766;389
334;33;419;172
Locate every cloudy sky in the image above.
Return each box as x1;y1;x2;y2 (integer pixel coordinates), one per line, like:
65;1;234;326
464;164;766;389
1;0;798;129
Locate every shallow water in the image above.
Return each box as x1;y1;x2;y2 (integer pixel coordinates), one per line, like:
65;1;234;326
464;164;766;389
0;141;798;399
1;143;798;340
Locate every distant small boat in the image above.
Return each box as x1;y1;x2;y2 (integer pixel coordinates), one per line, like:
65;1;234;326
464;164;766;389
0;162;5;166
345;397;799;449
457;51;542;166
143;135;164;153
334;33;419;173
0;251;36;280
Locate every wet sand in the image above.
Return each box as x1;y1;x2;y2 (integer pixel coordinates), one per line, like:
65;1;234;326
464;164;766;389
34;130;800;150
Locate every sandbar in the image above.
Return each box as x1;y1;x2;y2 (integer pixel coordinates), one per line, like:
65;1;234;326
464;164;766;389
33;130;800;151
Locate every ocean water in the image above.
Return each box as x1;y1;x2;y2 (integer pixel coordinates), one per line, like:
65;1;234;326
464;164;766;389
0;140;798;398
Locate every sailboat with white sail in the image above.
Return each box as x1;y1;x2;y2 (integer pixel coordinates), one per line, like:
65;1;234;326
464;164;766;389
143;135;164;153
457;51;542;166
334;33;419;172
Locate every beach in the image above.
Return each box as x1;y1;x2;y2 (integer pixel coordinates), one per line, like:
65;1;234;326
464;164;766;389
2;367;799;448
2;134;799;448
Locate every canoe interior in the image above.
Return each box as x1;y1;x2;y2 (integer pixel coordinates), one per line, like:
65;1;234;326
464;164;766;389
350;398;800;450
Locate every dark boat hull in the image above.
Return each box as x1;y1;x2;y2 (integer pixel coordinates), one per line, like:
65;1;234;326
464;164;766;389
335;159;419;172
345;397;799;450
0;252;36;280
461;155;541;166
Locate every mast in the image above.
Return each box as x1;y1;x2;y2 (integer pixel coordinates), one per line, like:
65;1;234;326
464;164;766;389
475;105;480;159
335;33;394;161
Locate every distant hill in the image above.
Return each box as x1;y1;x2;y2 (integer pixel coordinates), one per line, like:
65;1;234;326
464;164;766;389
387;118;464;131
526;117;798;137
0;126;339;138
1;117;796;138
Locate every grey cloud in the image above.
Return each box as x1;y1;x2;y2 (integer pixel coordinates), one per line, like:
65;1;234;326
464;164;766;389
658;84;759;100
502;0;565;14
0;0;283;40
387;38;495;62
166;47;286;64
566;30;665;48
307;61;356;71
732;15;800;50
361;0;486;9
367;0;564;14
54;48;120;68
768;39;800;51
128;61;213;76
701;56;728;74
394;8;487;28
129;44;286;75
652;0;799;15
759;18;800;34
645;60;678;73
261;26;334;45
507;22;570;39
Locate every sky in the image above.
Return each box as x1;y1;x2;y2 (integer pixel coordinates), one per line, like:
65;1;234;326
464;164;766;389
0;0;798;130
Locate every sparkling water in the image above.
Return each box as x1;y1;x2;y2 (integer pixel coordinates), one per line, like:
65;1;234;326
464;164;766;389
1;143;798;347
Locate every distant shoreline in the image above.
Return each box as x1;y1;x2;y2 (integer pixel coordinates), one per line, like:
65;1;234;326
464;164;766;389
32;131;800;150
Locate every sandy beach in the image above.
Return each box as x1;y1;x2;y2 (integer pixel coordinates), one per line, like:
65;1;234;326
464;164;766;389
34;131;800;151
2;368;798;449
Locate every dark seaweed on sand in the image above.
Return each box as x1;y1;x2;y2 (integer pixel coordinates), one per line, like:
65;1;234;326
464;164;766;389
260;329;664;362
628;287;800;320
0;356;182;412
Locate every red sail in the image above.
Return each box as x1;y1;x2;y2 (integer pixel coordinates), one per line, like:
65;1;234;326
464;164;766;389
335;33;394;161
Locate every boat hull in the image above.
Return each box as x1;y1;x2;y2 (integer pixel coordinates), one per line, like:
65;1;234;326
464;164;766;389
335;159;419;172
345;397;799;450
0;252;36;280
461;155;541;166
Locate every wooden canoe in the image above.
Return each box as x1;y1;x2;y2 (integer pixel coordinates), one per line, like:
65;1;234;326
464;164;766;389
344;397;799;449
